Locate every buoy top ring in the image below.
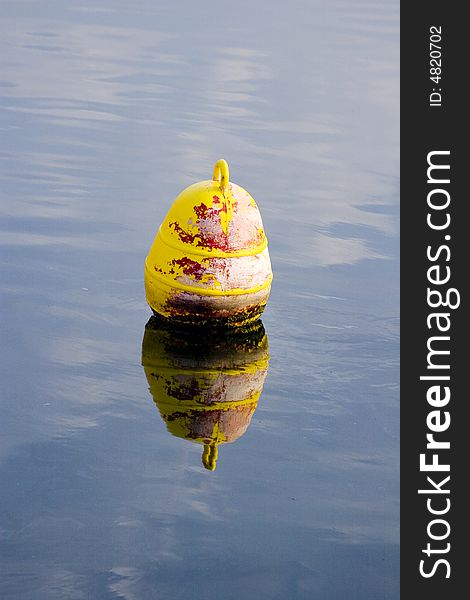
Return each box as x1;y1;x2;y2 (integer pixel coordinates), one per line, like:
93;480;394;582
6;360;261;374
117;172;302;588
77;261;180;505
212;159;229;192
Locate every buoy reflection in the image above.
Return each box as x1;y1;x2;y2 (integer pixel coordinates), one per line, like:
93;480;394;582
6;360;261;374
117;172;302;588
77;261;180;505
141;317;269;471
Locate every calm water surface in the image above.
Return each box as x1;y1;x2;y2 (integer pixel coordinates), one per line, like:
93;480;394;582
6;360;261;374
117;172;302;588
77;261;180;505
0;1;399;598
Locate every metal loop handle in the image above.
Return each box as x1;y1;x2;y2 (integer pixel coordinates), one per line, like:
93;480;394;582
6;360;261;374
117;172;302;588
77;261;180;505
212;159;230;192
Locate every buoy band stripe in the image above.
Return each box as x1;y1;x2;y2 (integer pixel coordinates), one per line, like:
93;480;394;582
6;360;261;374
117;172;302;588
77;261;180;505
154;395;261;411
157;225;268;258
145;262;272;297
143;360;269;376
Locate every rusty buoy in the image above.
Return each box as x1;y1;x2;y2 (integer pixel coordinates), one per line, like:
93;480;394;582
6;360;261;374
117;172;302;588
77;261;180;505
141;317;269;470
144;159;272;326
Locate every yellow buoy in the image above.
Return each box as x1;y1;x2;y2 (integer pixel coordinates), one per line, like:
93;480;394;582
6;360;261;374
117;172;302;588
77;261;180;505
144;159;272;326
141;317;270;470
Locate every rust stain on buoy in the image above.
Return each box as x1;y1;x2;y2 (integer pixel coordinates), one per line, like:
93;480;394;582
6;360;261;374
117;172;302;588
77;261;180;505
144;159;273;326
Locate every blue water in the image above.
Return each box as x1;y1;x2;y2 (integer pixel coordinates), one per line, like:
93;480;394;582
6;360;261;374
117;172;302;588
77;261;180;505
0;1;399;598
